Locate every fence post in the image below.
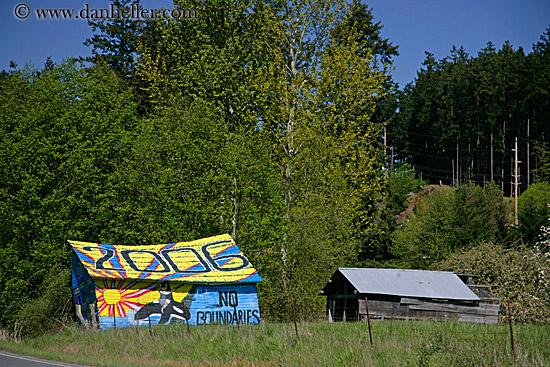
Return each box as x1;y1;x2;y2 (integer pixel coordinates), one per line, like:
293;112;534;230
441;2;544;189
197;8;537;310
234;306;240;328
507;299;515;358
76;304;89;329
291;295;298;337
182;302;190;336
89;303;98;329
146;303;154;335
364;296;373;346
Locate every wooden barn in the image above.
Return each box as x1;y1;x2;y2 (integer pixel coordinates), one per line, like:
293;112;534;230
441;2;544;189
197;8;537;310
70;234;262;329
320;268;499;324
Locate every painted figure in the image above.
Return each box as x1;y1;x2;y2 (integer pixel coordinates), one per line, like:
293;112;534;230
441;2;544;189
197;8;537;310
134;283;194;324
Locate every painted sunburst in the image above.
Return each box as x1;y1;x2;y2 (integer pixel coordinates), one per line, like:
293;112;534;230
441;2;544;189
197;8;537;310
95;279;158;317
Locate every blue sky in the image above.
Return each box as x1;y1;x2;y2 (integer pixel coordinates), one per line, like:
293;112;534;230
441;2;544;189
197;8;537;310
1;0;549;87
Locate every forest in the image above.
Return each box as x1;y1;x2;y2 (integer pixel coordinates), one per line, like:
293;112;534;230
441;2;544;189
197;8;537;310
1;0;549;336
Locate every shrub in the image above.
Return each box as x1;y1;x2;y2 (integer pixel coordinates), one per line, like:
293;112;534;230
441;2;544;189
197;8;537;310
435;241;550;323
518;182;550;244
391;183;509;269
15;268;74;337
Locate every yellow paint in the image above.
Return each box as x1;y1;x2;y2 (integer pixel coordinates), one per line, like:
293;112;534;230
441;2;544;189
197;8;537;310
137;290;160;305
95;279;197;317
70;234;260;283
103;289;121;305
172;283;193;302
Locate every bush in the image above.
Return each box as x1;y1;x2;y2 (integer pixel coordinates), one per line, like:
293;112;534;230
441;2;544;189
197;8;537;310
518;182;550;244
391;183;509;268
358;163;426;263
435;241;550;323
391;186;456;268
15;268;74;337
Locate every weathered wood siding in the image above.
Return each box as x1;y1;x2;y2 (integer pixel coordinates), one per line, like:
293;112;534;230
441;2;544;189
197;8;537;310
358;296;499;324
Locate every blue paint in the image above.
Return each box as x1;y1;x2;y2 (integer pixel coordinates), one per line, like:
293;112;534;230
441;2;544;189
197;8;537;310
188;284;261;326
71;252;97;320
97;283;261;329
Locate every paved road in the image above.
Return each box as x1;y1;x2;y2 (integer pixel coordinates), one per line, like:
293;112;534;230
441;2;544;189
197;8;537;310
0;350;90;367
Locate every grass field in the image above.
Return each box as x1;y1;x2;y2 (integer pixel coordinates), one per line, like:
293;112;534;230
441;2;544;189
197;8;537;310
1;320;549;366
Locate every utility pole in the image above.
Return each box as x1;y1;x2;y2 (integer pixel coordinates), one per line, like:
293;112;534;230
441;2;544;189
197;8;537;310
390;145;394;172
514;137;518;227
452;159;455;187
383;127;387;156
456;139;459;186
501;133;505;192
527;119;530;187
490;132;493;182
383;127;387;177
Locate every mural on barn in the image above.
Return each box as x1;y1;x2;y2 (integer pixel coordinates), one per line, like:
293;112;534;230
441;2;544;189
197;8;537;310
70;235;262;329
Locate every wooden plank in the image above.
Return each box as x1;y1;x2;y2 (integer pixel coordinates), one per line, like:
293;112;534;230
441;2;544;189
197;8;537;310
401;297;477;306
479;297;501;302
467;285;491;289
360;299;405;312
329;294;361;299
400;297;424;305
359;298;500;324
89;303;98;329
409;302;499;316
359;299;411;317
409;302;500;316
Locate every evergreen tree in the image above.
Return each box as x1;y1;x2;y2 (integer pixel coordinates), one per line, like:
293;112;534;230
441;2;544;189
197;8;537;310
84;0;144;79
392;32;550;195
391;183;508;268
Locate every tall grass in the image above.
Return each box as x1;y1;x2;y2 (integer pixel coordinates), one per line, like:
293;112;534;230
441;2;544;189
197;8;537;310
1;320;549;366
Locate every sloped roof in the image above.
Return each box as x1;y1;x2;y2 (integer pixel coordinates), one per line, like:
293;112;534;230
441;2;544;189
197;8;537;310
69;234;262;283
327;268;479;301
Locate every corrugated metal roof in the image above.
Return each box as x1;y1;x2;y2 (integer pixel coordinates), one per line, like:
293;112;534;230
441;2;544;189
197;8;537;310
69;234;262;284
337;268;479;301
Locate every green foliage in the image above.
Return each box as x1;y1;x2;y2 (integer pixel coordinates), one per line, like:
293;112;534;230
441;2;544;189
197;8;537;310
436;241;550;324
134;0;392;320
534;142;550;184
358;164;425;264
391;186;457;268
452;182;508;246
84;0;144;79
391;183;508;268
15;268;73;338
115;100;231;243
386;164;426;213
518;182;550;244
0;61;138;326
331;0;399;64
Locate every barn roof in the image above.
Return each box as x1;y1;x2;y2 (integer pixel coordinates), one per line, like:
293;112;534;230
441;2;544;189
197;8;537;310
325;268;479;301
69;234;262;284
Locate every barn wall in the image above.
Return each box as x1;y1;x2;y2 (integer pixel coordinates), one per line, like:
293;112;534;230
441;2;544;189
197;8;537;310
358;297;499;324
71;252;96;320
191;284;261;326
94;279;261;330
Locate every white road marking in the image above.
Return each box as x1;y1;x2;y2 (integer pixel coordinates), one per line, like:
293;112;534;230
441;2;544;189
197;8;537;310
0;350;87;366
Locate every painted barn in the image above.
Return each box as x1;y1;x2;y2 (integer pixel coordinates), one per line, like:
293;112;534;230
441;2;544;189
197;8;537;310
320;268;499;324
70;234;262;329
